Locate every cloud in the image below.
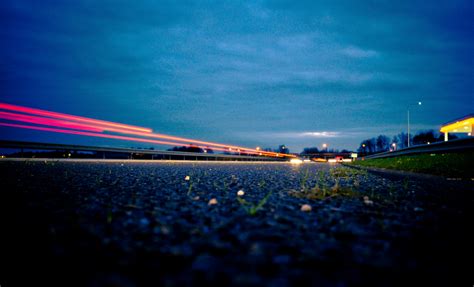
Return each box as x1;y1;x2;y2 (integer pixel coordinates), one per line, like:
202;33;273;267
299;132;342;138
235;130;359;140
340;46;378;58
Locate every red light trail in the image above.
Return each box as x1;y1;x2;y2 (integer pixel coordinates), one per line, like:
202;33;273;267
0;111;104;133
0;102;294;158
0;122;233;153
0;103;152;133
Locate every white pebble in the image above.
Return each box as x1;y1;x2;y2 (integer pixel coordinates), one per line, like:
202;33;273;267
184;175;190;181
208;198;218;205
237;190;245;196
363;196;374;205
301;204;312;212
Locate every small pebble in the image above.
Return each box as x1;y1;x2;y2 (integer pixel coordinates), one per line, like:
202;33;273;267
301;204;312;212
208;198;218;205
413;207;424;212
363;196;374;205
237;190;245;196
185;175;190;181
193;196;200;201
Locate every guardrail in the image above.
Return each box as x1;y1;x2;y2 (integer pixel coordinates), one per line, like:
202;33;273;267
362;137;474;160
0;140;286;161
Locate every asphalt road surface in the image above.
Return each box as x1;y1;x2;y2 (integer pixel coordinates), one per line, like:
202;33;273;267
0;159;472;286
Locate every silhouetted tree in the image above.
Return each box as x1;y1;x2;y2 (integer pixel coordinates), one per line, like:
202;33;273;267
277;145;289;154
302;147;319;154
168;145;205;153
391;136;399;147
358;138;377;154
395;132;412;149
358;140;368;154
413;130;438;145
376;135;390;152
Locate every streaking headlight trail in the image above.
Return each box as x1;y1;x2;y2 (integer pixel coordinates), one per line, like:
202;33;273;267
0;102;295;158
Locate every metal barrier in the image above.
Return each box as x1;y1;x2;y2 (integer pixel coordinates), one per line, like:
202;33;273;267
0;140;286;161
362;137;474;159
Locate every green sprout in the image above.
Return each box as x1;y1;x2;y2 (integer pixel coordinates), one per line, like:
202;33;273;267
237;191;272;216
187;181;193;195
289;167;357;200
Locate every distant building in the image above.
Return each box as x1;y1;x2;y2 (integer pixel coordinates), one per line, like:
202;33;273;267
440;114;474;141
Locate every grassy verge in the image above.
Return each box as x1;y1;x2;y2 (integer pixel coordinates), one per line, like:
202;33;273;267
349;152;474;178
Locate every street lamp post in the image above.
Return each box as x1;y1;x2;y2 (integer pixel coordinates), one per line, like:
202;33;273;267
361;143;366;155
407;102;422;147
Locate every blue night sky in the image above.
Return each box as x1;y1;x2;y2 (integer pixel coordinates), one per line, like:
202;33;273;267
1;0;473;152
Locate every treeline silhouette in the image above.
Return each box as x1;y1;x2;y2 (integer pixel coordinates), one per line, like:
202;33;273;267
167;144;292;155
357;130;458;155
300;147;351;154
168;146;214;153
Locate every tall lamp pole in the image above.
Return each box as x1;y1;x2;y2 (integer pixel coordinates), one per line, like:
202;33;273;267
407;101;422;147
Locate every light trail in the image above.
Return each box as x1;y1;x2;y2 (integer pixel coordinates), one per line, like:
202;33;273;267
0;111;104;133
0;112;268;155
0;103;152;133
0;122;234;153
1;110;280;156
0;102;294;158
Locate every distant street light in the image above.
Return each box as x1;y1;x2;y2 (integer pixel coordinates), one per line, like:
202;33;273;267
407;101;422;147
392;143;397;151
322;143;328;152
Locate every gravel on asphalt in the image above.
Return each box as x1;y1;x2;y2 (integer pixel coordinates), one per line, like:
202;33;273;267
0;160;472;286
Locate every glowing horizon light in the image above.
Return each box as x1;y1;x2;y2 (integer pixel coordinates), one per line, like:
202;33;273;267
290;158;303;164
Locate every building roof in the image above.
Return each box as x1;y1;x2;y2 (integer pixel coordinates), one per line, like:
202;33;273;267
440;114;474;133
